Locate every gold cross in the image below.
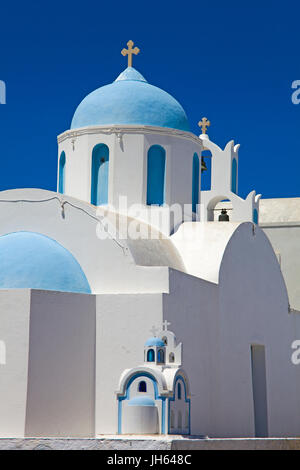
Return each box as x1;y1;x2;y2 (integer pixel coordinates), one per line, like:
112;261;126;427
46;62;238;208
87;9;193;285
198;117;211;134
121;40;140;67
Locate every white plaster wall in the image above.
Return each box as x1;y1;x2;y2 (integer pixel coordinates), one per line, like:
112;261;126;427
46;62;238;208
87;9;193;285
25;290;96;437
162;269;219;437
262;226;300;310
0;188;170;295
163;224;300;438
217;223;300;437
0;290;31;437
95;293;164;435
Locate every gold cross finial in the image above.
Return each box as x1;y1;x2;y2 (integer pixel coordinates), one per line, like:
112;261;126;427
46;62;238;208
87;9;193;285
198;117;211;134
121;40;140;68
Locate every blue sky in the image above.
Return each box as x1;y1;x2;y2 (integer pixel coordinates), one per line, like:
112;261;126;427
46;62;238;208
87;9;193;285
0;0;299;199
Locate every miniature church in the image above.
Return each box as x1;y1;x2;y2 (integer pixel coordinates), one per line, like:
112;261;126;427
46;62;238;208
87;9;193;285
1;41;300;439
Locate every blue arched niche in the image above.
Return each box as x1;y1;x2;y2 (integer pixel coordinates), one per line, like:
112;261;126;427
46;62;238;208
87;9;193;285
147;349;155;362
147;145;166;206
231;158;237;194
91;144;109;205
253;208;258;224
192;153;200;213
58;151;66;194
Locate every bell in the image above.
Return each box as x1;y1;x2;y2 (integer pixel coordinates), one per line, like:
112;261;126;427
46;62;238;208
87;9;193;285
201;157;207;173
219;209;229;222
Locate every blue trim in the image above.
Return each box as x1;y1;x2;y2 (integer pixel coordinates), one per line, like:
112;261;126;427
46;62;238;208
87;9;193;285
147;349;155;362
192;153;200;213
118;371;166;434
231;158;237;194
147;145;166;206
58;151;66;194
253;208;258;224
91;144;109;205
168;375;191;435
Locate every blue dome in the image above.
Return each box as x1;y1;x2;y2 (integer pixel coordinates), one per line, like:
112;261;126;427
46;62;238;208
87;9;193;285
71;67;189;132
128;396;156;407
145;337;165;347
0;232;91;294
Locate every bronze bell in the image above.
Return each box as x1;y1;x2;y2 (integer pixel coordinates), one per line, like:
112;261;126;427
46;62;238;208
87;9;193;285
219;209;229;222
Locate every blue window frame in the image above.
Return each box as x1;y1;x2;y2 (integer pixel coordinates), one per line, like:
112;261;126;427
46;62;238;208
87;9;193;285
192;153;200;213
147;349;155;362
58;151;66;194
91;144;109;205
147;145;166;206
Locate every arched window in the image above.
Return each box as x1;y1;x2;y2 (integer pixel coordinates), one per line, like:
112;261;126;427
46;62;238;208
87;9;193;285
138;381;147;392
157;349;165;364
177;382;182;400
162;336;168;346
178;410;182;429
147;145;166;206
91;144;109;205
231;158;237;194
192;153;200;213
147;349;155;362
169;352;175;363
253;208;258;224
58;151;66;194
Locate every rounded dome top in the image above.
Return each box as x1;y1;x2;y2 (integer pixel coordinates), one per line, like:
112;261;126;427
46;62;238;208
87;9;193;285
71;67;189;132
0;232;91;294
145;337;165;347
128;396;156;407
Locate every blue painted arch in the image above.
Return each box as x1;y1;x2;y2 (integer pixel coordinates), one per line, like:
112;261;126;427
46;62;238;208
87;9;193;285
192;153;200;213
0;231;91;294
91;144;109;205
58;151;66;194
253;208;259;224
231;158;237;194
118;371;166;434
168;375;191;435
147;145;166;206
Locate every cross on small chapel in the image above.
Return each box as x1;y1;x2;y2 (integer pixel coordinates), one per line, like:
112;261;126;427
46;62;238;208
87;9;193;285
162;320;171;331
198;117;211;134
150;325;159;337
121;40;140;68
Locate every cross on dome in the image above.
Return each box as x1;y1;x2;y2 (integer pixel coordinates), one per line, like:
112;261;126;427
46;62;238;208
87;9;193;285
121;40;140;68
198;117;211;134
162;320;171;331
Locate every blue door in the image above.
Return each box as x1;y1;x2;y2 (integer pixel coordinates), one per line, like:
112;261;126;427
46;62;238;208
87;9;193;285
91;144;109;205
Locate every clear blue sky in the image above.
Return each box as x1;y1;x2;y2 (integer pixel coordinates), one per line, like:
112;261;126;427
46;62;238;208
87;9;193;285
0;0;299;199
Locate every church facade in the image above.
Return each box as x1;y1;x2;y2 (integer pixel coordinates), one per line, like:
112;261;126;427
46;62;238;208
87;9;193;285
1;41;300;438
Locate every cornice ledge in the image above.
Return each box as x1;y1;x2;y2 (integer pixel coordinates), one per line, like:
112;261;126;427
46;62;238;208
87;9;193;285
57;125;201;145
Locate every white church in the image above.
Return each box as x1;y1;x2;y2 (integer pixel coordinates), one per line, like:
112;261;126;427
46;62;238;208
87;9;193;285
1;40;300;439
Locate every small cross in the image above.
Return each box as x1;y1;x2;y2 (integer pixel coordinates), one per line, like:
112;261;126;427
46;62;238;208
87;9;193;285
198;117;211;134
162;320;171;331
121;40;140;68
150;325;159;337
